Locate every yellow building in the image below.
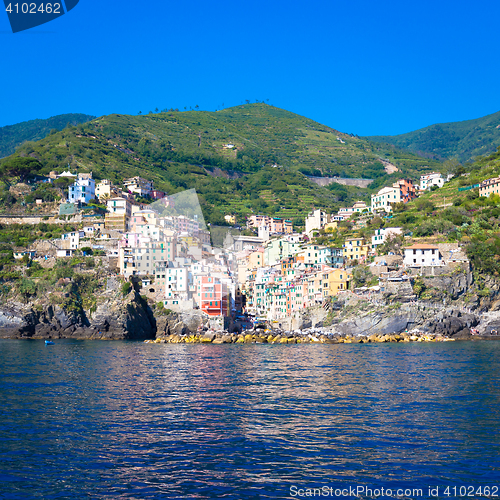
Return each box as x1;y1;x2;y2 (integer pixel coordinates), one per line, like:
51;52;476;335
324;221;338;232
247;248;265;270
479;177;500;197
224;214;236;225
95;179;121;201
343;237;370;261
326;269;350;296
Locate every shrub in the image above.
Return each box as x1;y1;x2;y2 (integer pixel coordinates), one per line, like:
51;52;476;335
121;282;131;297
18;278;36;299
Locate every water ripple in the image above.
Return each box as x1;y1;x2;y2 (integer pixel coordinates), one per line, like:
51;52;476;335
1;340;500;499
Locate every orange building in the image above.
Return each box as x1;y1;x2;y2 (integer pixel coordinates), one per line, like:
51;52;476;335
394;178;418;203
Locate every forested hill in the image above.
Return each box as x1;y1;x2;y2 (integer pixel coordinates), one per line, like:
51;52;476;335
367;110;500;163
0;104;441;226
0;113;94;159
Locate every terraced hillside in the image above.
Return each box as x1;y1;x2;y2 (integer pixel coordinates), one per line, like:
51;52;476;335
0;104;442;226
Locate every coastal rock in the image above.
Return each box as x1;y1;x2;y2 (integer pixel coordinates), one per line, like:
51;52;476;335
155;311;205;338
333;312;415;337
0;291;155;340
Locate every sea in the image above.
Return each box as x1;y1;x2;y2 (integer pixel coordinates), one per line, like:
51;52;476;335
1;340;499;499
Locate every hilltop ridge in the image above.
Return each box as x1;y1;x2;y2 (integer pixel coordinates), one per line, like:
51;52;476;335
0;104;441;225
0;113;95;159
367;110;500;163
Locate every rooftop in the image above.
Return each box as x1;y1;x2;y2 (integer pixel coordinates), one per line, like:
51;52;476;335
405;244;439;250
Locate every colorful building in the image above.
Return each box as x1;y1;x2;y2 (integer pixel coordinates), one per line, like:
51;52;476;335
196;276;229;317
343;237;370;261
479;177;500;197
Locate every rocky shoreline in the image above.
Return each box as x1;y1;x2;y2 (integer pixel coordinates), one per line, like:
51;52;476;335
2;291;500;343
146;325;500;344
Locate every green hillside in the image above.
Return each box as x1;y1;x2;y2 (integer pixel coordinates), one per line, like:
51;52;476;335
367;110;500;163
0;113;95;159
311;146;500;278
0;104;441;226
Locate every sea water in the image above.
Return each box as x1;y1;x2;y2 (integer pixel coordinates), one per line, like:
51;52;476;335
1;340;499;499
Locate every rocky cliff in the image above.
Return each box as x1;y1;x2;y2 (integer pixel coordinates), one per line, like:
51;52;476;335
0;289;155;340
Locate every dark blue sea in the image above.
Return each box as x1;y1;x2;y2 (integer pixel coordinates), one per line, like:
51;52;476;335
1;340;499;499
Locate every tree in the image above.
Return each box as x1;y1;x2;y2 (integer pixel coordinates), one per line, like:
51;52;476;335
369;216;384;229
378;234;404;255
352;266;375;287
19;278;36;300
443;158;462;178
1;157;42;181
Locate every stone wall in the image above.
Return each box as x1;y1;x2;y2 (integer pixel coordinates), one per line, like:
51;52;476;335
306;176;373;188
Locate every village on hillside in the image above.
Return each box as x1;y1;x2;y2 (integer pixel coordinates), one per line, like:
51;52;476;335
7;167;499;329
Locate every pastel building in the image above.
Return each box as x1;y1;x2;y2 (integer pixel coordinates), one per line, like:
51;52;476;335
404;244;442;267
195;275;229;317
68;173;95;204
343;237;370;261
327;269;350;296
247;215;292;235
420;173;445;191
371;227;403;249
371;179;417;212
105;197;133;231
95;179;121;201
479;177;500;197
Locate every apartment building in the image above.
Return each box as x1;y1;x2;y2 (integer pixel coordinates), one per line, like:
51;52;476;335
123;177;154;197
343;237;370;261
479;177;500;197
68;173;95;205
420;172;444;191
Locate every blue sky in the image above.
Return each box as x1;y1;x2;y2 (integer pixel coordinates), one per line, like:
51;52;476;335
1;0;499;135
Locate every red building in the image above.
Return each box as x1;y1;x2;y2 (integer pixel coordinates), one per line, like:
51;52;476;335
196;276;229;317
151;190;166;200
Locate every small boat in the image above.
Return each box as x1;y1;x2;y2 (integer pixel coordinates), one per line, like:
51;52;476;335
45;340;55;345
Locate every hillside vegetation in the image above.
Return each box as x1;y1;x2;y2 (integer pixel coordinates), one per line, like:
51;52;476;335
314;147;500;279
368;110;500;163
0;113;94;159
0;104;441;226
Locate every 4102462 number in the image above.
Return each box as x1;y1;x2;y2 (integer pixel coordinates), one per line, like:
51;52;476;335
5;3;61;14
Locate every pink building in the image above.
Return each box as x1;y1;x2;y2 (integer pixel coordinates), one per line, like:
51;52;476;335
247;215;293;234
195;276;229;317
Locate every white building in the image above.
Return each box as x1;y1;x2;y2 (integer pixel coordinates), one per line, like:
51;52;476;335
305;209;328;237
165;267;190;300
123;177;153;197
371;227;403;249
404;244;442;267
371;186;401;213
68;173;95;205
61;230;85;250
106;197;132;218
420;172;444;191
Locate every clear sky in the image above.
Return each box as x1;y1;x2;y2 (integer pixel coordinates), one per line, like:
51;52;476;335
1;0;499;135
